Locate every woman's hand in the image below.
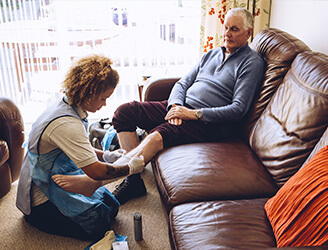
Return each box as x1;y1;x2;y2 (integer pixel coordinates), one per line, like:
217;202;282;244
165;104;197;125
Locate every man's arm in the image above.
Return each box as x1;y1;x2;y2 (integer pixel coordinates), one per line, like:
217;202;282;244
165;53;211;123
201;53;265;123
167;59;202;109
165;104;201;125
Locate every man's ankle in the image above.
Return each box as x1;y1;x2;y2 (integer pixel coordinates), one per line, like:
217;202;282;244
113;174;146;204
126;173;142;182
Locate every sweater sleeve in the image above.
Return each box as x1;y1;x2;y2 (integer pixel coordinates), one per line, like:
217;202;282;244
167;57;203;109
202;54;265;123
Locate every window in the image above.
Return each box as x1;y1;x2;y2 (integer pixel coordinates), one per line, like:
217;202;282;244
0;0;201;128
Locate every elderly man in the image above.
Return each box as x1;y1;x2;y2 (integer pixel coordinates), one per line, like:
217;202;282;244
53;8;265;205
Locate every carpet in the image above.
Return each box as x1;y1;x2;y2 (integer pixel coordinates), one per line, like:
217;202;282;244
0;164;170;250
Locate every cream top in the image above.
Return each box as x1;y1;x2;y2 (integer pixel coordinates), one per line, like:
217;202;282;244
31;108;98;207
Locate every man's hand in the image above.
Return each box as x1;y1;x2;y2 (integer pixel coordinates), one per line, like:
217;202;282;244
165;104;198;125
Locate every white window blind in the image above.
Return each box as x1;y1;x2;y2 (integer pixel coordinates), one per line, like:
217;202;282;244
0;0;201;123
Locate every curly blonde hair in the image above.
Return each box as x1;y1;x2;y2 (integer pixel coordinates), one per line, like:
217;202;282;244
61;54;119;106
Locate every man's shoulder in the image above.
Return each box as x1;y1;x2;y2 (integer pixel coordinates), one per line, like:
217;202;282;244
251;49;264;61
245;48;266;75
205;47;223;56
245;46;265;64
203;47;224;61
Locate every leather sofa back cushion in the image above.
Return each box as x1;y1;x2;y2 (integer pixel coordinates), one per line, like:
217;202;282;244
249;51;328;187
244;28;311;137
265;145;328;247
144;77;180;102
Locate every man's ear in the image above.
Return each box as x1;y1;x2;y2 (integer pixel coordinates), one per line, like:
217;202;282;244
247;28;253;39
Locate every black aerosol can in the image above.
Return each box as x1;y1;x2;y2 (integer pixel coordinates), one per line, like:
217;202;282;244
134;212;143;241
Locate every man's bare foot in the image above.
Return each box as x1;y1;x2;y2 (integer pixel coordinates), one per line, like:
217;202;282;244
52;174;101;197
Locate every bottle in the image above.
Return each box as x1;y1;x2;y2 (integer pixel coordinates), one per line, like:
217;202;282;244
134;212;143;241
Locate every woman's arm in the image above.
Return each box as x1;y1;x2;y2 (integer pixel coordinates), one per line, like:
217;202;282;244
82;161;130;181
94;148;104;162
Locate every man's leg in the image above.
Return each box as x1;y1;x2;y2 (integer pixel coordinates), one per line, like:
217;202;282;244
122;131;163;163
53;101;168;201
118;131;139;152
112;131;164;204
110;100;168;204
52;131;164;203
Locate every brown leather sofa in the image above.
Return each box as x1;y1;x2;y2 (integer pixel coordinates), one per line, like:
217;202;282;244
143;28;328;249
0;97;24;198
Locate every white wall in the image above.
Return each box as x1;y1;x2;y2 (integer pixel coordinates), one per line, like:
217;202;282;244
270;0;328;54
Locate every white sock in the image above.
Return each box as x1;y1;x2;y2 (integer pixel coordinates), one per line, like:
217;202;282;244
102;149;127;163
128;154;145;174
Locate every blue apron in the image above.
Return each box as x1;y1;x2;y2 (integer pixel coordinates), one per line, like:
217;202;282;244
16;97;120;236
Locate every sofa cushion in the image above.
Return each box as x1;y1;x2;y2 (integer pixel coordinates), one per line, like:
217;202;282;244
0;162;12;198
0;140;9;166
301;127;328;169
169;198;276;249
244;28;311;137
0;97;25;182
152;141;278;212
249;51;328;187
265;145;328;247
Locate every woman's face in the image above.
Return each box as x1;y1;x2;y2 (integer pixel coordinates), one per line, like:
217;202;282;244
83;88;115;113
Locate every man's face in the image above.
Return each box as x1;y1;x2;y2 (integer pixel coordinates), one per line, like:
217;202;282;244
223;15;252;54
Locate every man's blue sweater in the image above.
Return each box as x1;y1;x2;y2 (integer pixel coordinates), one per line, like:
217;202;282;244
168;43;265;125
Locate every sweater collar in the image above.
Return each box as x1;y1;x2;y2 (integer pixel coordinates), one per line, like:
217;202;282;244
222;42;249;55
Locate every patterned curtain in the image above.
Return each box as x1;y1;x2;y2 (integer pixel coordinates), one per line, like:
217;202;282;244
200;0;271;55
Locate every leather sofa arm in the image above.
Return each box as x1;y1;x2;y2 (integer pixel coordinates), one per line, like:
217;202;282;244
0;140;10;198
0;97;24;182
0;140;9;166
143;77;180;101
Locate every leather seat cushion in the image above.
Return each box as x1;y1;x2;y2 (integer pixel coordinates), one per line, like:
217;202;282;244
152;141;278;212
169;198;276;249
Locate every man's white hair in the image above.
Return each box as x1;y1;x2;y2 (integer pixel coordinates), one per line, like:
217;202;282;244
225;8;254;30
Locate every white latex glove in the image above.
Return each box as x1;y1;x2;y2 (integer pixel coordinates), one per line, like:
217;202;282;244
102;149;126;163
128;154;145;175
105;151;145;175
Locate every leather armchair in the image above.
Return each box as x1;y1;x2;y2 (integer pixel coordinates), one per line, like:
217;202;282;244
0;97;24;198
143;77;180;102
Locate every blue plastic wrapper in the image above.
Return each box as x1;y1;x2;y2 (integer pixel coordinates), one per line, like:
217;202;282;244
101;126;117;151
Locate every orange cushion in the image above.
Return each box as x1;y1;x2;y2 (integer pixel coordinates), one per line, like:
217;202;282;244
265;145;328;247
